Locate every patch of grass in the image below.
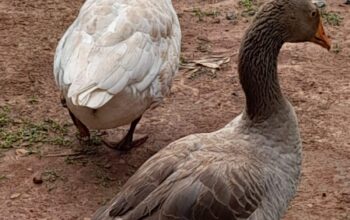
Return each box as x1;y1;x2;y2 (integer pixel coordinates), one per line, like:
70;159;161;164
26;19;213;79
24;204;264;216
188;68;217;80
197;41;211;53
42;170;60;183
192;8;221;21
179;55;186;65
64;155;88;166
0;107;11;128
0;132;21;149
239;0;257;17
204;9;220;17
28;95;39;105
95;170;117;187
322;11;343;26
49;136;71;146
0;116;72;149
331;43;342;54
0;175;8;181
240;0;254;10
89;134;102;146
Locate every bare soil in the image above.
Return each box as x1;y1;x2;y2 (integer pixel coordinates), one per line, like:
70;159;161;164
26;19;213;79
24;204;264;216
0;0;349;219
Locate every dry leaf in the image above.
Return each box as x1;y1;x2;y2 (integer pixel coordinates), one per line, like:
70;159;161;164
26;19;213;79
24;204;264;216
180;55;230;77
15;149;29;157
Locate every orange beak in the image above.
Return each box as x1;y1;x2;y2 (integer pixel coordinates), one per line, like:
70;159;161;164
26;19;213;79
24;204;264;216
310;20;331;50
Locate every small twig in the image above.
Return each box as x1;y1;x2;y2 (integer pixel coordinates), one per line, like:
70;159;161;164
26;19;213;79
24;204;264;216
44;152;83;157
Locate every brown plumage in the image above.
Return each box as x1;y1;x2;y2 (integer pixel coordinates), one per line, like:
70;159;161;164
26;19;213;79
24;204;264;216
92;0;331;219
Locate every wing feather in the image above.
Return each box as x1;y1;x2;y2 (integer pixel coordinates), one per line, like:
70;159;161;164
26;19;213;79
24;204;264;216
92;157;265;220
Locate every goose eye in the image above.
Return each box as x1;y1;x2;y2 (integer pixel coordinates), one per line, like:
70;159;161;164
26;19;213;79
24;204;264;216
311;11;317;17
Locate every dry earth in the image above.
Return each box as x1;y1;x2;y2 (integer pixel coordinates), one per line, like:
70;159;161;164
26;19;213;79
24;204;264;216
0;0;349;219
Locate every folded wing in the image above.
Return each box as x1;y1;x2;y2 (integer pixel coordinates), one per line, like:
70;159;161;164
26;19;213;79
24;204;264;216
93;152;265;220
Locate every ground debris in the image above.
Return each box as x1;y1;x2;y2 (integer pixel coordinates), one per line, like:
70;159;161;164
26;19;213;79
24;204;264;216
10;193;21;199
180;55;230;79
15;148;30;157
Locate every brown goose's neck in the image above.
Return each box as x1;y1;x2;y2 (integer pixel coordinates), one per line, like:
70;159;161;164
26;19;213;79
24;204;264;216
239;18;287;122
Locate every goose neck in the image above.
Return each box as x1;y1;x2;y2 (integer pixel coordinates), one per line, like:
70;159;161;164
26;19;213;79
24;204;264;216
239;20;287;122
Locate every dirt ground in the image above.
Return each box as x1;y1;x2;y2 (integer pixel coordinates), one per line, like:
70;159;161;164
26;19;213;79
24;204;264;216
0;0;349;219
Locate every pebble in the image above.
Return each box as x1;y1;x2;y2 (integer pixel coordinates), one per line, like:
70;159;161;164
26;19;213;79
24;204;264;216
212;18;220;24
104;163;112;169
307;204;313;208
33;174;43;184
22;193;30;199
226;11;236;20
312;0;326;8
248;11;256;16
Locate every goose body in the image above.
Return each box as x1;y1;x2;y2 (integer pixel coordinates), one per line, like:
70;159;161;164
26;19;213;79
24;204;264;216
93;106;301;220
54;0;181;133
92;0;331;219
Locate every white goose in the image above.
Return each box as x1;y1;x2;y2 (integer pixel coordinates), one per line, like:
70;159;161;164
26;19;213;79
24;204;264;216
54;0;181;150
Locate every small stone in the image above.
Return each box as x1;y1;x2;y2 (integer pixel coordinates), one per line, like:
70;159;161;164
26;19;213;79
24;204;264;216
197;36;210;42
10;193;21;199
83;218;91;220
226;11;236;20
307;204;313;208
27;168;33;172
33;174;43;184
312;0;326;8
229;20;238;25
104;163;112;169
248;10;256;16
212;18;220;24
13;119;22;124
22;193;30;199
119;159;126;165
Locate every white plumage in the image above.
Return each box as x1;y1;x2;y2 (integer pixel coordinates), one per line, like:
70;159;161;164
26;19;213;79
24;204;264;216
54;0;181;132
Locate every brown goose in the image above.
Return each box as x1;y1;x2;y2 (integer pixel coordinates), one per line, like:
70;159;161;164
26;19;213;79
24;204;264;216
92;0;331;219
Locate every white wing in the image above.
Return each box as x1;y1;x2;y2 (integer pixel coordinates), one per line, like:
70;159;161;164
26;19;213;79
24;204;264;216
54;0;181;109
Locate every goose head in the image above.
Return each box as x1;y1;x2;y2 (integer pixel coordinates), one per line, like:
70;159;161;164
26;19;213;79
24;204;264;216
251;0;331;49
239;0;331;121
282;0;331;49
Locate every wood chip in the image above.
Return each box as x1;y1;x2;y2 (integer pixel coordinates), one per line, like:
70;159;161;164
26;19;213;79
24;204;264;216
10;193;21;199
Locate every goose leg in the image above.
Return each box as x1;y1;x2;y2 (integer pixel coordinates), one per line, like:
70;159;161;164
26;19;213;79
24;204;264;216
60;94;67;108
60;95;91;143
102;115;148;151
68;110;90;142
